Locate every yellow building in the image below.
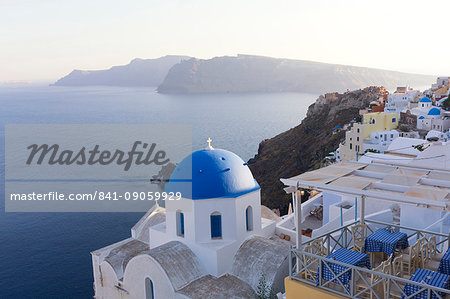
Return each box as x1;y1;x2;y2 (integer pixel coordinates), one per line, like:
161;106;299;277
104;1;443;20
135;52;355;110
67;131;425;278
285;277;344;298
339;112;398;161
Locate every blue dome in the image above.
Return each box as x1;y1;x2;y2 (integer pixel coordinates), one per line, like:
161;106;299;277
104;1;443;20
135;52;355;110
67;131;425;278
419;97;431;103
418;116;424;119
428;107;441;115
165;148;260;199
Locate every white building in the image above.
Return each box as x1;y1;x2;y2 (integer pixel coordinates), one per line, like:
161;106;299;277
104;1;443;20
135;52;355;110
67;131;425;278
398;130;420;139
384;87;420;113
326;147;340;162
91;142;291;299
362;129;399;153
430;115;450;132
426;130;449;142
281;138;450;243
411;96;433;116
431;76;450;91
411;97;443;130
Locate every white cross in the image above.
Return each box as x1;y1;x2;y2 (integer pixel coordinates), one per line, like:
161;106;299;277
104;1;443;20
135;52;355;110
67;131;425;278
206;137;214;149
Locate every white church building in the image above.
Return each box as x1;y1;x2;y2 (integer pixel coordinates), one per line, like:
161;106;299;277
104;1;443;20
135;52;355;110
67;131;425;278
91;141;290;298
410;97;443;130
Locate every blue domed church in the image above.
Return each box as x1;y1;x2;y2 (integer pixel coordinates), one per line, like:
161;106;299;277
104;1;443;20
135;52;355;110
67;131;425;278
91;140;290;298
412;97;443;130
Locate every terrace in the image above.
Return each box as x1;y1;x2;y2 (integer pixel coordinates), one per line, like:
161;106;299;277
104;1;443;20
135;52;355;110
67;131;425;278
289;219;450;298
281;160;450;298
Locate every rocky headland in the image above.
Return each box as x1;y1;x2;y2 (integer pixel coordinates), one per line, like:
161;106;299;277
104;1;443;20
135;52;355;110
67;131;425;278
157;55;434;94
52;55;191;87
247;87;384;211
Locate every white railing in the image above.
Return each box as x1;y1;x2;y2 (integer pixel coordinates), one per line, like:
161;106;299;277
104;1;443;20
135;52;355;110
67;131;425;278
289;220;450;298
290;250;450;299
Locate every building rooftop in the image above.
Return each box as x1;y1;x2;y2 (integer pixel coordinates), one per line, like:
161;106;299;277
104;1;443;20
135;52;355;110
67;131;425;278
165;148;260;199
144;241;206;290
281;161;450;211
428;107;441;115
103;239;150;279
231;236;290;291
434;85;449;94
419;96;432;103
177;274;255;299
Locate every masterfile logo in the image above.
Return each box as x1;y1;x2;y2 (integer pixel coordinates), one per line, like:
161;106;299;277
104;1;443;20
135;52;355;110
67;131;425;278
5;124;192;212
26;141;170;171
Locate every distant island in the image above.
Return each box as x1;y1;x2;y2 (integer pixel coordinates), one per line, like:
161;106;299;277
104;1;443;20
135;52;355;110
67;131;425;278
53;54;435;93
52;55;191;87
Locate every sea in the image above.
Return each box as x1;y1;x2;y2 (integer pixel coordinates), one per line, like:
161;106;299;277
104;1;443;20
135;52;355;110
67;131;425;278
0;85;318;298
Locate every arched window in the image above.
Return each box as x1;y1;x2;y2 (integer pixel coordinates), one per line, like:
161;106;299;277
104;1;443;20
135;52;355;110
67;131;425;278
210;212;222;239
145;277;154;299
176;210;184;237
246;206;253;231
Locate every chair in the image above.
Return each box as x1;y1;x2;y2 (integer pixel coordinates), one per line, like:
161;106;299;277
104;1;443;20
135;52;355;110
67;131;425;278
419;241;428;268
428;236;444;262
425;236;444;271
381;260;391;275
380;260;405;299
355;260;391;299
429;235;437;260
302;245;319;281
309;205;323;220
310;238;327;256
355;263;383;299
417;235;426;254
384;262;403;299
386;253;394;265
418;235;426;246
351;224;367;253
392;254;403;277
401;241;420;276
384;253;395;274
370;263;385;299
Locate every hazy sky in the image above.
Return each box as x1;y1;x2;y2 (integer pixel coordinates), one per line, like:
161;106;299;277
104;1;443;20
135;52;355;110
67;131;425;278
1;0;449;81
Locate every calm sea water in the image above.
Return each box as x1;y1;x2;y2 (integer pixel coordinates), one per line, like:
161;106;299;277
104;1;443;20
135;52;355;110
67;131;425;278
0;85;317;298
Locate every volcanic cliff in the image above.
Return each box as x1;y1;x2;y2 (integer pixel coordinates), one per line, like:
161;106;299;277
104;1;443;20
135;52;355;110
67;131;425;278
247;87;384;211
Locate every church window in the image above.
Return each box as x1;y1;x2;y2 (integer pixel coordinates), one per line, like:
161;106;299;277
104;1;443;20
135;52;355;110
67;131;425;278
246;206;253;231
210;212;222;239
176;210;184;237
145;277;154;299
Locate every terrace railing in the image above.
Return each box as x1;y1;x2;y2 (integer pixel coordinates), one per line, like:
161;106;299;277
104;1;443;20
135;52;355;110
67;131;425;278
290;250;450;299
290;219;450;298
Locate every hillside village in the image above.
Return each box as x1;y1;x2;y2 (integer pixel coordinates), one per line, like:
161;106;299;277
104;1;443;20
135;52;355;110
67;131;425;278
329;77;450;163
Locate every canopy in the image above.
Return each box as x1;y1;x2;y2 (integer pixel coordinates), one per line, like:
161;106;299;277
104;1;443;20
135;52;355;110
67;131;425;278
281;162;450;211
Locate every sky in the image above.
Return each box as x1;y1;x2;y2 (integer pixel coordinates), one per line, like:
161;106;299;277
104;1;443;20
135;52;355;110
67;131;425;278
1;0;450;81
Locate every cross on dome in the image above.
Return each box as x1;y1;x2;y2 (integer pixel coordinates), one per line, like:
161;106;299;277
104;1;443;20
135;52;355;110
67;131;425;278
206;137;214;150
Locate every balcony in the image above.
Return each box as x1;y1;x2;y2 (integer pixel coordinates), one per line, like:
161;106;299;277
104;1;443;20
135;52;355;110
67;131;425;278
287;219;450;299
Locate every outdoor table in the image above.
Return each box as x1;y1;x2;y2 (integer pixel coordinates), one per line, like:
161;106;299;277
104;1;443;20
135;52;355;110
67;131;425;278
438;248;450;275
402;268;450;299
317;247;371;290
364;228;409;256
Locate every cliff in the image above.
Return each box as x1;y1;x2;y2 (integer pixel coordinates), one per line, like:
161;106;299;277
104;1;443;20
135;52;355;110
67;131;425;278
157;55;435;94
247;87;384;211
52;55;191;87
